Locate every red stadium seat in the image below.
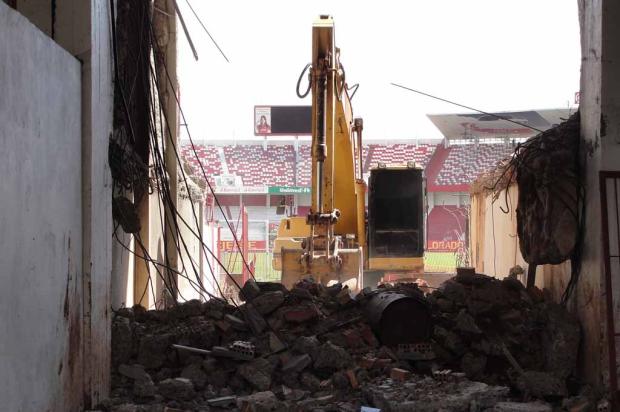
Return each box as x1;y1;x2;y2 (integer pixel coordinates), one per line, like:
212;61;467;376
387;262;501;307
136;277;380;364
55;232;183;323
180;144;222;185
223;145;296;186
434;143;513;187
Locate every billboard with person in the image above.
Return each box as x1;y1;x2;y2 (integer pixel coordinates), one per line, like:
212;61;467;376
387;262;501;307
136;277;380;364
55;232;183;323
255;106;272;135
254;105;311;136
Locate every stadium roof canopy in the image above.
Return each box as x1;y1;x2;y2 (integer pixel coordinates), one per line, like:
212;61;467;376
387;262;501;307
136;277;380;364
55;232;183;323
427;108;573;140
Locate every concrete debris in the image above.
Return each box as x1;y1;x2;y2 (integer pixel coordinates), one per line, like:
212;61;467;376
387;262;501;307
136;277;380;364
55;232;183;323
281;354;312;374
429;271;580;395
180;363;207;389
292;335;320;358
237;390;286;412
362;374;510;412
104;276;583;411
157;378;195;401
251;290;285;315
118;364;150;381
239;279;261;302
132;374;157;398
515;370;568;399
238;358;275;391
313;341;353;371
206;395;236;407
493;401;553;412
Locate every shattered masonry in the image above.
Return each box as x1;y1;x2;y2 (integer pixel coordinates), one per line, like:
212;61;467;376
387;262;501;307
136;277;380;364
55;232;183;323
105;273;583;411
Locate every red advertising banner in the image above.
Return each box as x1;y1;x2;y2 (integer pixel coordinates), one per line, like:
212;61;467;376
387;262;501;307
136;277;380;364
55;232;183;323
426;240;465;252
219;240;266;252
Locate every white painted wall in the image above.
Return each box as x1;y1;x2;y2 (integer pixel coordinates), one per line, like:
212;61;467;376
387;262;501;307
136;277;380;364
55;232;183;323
202;221;221;297
58;0;115;403
470;187;545;287
112;229;134;308
0;4;83;411
177;196;206;301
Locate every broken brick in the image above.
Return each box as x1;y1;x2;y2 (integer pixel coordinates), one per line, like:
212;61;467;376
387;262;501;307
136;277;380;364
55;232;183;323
359;357;377;369
252;291;285;315
390;368;411;382
282;354;312;374
345;369;359;389
375;358;392;368
214;319;231;332
283;305;320;323
342;329;363;348
336;287;352;305
239;279;261;301
359;324;379;348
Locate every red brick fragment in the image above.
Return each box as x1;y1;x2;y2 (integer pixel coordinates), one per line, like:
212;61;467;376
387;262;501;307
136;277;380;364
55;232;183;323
359;357;377;369
345;369;359;389
283;305;319;323
390;367;411;382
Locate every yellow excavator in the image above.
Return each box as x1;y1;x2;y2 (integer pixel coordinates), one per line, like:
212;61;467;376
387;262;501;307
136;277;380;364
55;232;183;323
273;16;425;290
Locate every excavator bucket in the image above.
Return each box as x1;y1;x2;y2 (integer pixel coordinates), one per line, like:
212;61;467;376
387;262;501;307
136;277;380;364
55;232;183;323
280;247;363;291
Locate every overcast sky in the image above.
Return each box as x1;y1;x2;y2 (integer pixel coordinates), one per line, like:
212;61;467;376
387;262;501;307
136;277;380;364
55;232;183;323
176;0;580;142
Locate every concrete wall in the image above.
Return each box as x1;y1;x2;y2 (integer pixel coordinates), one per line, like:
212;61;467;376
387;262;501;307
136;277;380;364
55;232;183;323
61;0;114;404
112;229;134;308
471;187;532;283
202;221;221;296
177;196;205;301
0;3;83;411
1;0;114;408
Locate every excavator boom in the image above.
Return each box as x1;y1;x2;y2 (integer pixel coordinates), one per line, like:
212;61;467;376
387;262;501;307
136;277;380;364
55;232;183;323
275;16;366;289
273;16;425;290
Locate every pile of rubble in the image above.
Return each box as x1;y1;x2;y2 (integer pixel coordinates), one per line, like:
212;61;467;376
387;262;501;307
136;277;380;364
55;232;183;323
428;270;581;399
102;274;583;411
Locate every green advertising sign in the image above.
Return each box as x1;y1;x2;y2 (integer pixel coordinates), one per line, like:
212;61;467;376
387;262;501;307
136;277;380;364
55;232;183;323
268;186;311;194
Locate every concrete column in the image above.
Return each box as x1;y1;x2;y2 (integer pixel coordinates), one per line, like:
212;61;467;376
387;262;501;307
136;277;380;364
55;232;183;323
153;0;179;300
575;0;620;389
55;0;114;406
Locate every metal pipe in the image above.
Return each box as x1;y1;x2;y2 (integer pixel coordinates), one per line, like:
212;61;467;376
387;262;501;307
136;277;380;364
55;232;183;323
315;67;327;213
172;344;211;355
354;118;364;179
364;290;432;346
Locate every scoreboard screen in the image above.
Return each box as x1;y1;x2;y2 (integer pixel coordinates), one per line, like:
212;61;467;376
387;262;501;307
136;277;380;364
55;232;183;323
254;106;311;136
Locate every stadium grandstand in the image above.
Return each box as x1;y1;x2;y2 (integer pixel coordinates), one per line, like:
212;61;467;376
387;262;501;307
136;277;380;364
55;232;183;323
181;108;571;282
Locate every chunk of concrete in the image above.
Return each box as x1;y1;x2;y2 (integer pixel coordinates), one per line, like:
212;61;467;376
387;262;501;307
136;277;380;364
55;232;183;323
137;334;171;369
252;291;285;315
313;341;352;371
132;375;156;398
237;391;286;412
493;401;552;412
292;335;320;358
281;354;312;374
181;363;207;389
157;378;195;401
118;364;149;381
238;358;275;391
239;279;261;301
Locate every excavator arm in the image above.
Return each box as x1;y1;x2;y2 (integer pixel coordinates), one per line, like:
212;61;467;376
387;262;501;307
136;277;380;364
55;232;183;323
274;15;366;289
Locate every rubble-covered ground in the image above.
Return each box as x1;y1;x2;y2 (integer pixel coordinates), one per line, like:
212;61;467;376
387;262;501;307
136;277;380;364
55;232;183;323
98;274;597;412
